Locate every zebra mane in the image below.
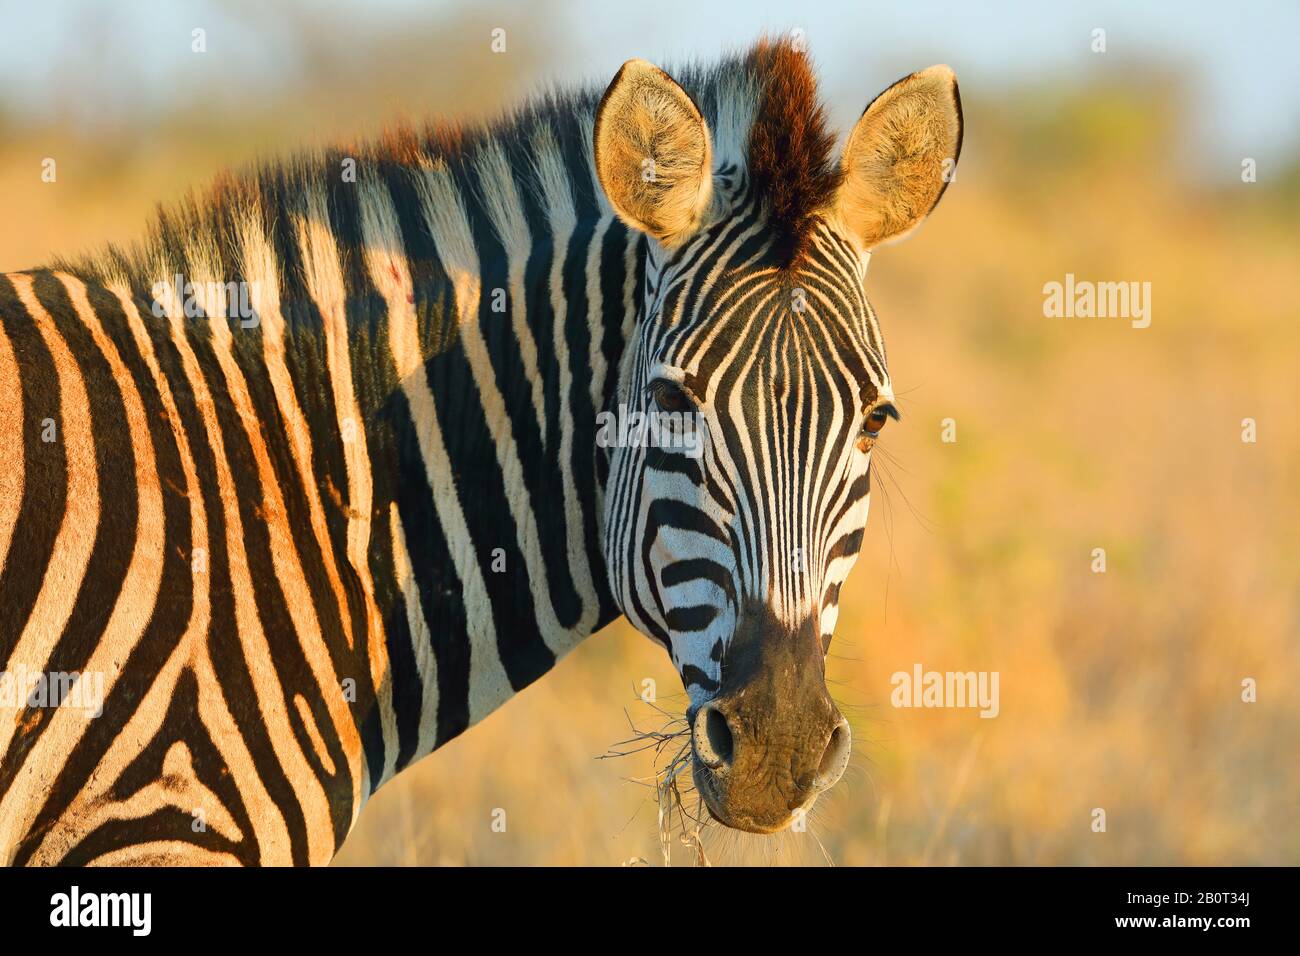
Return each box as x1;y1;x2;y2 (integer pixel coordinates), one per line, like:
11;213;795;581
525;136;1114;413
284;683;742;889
60;36;840;288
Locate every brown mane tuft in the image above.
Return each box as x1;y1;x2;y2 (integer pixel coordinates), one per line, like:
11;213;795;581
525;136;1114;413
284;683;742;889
745;37;843;266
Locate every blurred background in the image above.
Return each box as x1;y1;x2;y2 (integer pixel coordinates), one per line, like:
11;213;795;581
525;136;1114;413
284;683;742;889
2;0;1296;865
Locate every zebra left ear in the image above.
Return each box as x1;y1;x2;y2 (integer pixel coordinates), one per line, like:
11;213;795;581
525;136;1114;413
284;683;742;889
594;59;714;248
835;65;963;250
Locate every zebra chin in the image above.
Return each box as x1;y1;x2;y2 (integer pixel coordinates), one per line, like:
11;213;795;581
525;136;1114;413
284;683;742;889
683;600;852;833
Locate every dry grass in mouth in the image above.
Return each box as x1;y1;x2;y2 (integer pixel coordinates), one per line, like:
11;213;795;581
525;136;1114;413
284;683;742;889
599;700;714;866
599;697;849;867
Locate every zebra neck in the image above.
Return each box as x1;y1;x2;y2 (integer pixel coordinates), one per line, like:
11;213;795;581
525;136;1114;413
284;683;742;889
51;135;644;811
280;167;645;786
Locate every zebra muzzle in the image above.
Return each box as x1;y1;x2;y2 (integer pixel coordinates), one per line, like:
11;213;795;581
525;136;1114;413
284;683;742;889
687;602;852;832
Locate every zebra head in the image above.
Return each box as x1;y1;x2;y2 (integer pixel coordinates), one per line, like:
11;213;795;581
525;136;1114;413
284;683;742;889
594;44;962;833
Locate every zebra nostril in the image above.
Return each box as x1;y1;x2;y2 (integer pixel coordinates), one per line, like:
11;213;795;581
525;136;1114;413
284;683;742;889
812;718;852;791
692;704;734;770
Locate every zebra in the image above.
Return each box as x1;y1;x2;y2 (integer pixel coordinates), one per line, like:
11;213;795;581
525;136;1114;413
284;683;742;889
0;36;961;864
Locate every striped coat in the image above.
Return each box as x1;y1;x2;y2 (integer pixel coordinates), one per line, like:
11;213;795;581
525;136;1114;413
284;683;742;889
0;37;962;863
0;119;633;864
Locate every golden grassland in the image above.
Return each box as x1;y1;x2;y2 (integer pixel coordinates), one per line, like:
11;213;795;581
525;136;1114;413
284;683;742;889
3;69;1296;866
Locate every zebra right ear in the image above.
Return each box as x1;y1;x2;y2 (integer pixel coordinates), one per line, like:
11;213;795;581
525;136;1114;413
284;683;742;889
594;59;713;248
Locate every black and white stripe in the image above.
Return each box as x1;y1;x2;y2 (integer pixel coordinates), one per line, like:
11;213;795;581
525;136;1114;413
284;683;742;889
0;40;917;864
603;194;888;701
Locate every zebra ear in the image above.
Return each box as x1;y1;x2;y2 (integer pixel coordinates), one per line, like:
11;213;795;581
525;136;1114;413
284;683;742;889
594;59;713;248
835;65;962;249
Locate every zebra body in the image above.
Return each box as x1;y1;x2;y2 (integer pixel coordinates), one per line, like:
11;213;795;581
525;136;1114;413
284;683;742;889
0;38;961;863
0;140;629;865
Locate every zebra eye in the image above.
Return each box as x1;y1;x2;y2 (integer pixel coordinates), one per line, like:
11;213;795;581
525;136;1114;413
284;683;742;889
648;378;695;413
857;403;897;451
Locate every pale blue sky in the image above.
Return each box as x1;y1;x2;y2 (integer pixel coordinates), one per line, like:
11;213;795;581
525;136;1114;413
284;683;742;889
0;0;1296;173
